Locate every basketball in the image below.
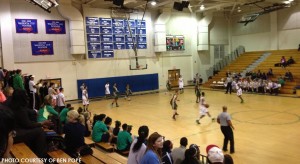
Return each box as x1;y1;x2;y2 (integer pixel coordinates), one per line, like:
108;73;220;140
204;104;209;108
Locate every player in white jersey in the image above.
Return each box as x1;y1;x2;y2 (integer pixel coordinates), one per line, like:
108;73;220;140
196;92;215;124
178;75;184;93
105;82;110;99
236;84;244;103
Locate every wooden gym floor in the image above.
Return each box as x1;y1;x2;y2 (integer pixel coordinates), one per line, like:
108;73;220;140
72;87;300;164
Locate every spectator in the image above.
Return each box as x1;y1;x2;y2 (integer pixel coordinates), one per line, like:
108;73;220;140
181;147;199;164
59;104;73;124
37;95;58;123
140;132;164;164
128;125;149;164
171;137;188;164
189;144;200;162
117;123;133;152
63;110;85;157
39;81;48;104
0;106;16;159
162;140;173;164
267;68;273;77
92;114;111;143
278;76;285;87
57;88;66;113
298;44;300;51
223;154;234;164
2;87;13;106
13;69;24;90
284;70;293;81
111;120;121;144
287;56;295;66
280;56;287;68
104;116;113;133
83;112;92;137
206;145;224;164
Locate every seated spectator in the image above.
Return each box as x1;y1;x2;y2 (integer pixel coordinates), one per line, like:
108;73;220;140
162;140;173;164
111;120;121;144
284;70;293;81
83;112;92;137
278;76;285;87
140;132;164;164
171;137;188;164
104;116;113;133
181;147;199;164
206;145;224;164
117;123;133;152
63;110;85;157
128;125;149;164
37;95;58;122
280;56;287;68
59;104;73;124
287;56;295;66
0;106;16;159
272;82;280;96
223;154;234;164
190;144;200;162
92;114;111;143
266;68;273;77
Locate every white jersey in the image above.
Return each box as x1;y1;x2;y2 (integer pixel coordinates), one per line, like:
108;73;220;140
199;104;208;116
29;80;36;93
237;88;242;96
105;84;110;94
178;78;184;88
57;92;65;107
82;89;89;105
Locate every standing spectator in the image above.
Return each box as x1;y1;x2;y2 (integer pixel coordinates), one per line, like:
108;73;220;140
48;83;58;107
225;74;233;94
111;83;119;107
140;132;164;164
206;145;224;164
13;69;24;90
178;75;184;94
171;137;188;164
217;106;235;154
37;95;58;123
128;125;149;164
82;86;89;112
117;123;133;152
162;140;173;164
57;88;66;113
39;82;49;104
105;82;110;99
28;75;39;110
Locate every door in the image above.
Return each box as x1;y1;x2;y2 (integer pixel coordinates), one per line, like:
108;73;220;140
168;69;180;88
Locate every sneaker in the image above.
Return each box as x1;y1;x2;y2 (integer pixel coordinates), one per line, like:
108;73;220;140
172;115;176;120
212;118;216;122
116;105;119;107
175;113;179;115
196;120;200;124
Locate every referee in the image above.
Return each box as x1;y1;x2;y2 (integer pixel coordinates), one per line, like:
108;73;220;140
217;106;235;154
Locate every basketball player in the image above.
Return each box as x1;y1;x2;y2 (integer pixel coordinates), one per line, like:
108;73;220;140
196;92;215;124
178;75;184;93
105;82;110;99
170;90;179;120
125;84;133;100
195;84;201;103
237;84;244;103
111;83;119;107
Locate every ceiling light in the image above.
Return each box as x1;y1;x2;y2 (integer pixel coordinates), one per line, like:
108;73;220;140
200;4;205;10
289;0;294;2
149;0;157;6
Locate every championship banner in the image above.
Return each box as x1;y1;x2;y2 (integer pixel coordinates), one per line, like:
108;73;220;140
45;20;66;34
112;19;124;27
31;41;54;55
86;17;100;25
88;51;101;58
137;43;147;49
136;20;146;28
100;18;112;26
15;19;38;33
113;43;125;50
102;50;114;58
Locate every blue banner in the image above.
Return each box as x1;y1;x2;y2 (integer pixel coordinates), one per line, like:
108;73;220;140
126;43;135;49
124;27;136;35
137;43;147;49
86;26;100;34
136;27;146;35
100;26;112;34
136;35;147;43
113;26;124;34
45;20;66;34
101;34;113;42
100;18;112;26
86;17;100;25
136;20;146;28
101;42;114;50
87;42;101;51
87;34;100;42
125;35;136;42
102;50;114;58
113;35;125;42
124;19;136;27
88;51;101;58
15;19;38;33
112;19;124;27
31;41;53;55
114;43;125;50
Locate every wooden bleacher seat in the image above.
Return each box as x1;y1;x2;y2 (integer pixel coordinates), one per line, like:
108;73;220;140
107;152;128;164
10;143;43;164
95;142;115;152
48;150;79;164
84;136;95;146
91;147;121;164
81;155;105;164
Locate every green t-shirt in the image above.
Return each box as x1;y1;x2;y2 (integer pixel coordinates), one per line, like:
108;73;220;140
92;121;108;142
117;130;132;150
59;108;69;123
37;105;58;122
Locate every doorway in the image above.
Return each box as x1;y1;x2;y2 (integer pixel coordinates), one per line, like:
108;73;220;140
168;69;180;88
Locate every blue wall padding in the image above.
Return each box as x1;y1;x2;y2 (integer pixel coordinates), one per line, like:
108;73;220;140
77;73;159;99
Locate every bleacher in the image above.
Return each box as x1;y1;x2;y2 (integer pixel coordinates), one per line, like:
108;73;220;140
203;49;300;95
203;51;264;88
